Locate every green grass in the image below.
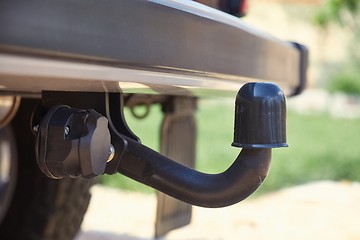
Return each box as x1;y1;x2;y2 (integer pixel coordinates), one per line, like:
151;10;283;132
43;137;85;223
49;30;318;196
327;64;360;95
99;98;360;195
262;109;360;194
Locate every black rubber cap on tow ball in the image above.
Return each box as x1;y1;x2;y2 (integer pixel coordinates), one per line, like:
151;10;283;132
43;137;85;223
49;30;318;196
232;82;288;149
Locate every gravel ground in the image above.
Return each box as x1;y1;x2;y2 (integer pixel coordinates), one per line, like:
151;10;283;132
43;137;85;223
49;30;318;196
76;181;360;240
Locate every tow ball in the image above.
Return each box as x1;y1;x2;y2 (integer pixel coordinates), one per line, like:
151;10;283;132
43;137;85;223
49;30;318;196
35;82;287;208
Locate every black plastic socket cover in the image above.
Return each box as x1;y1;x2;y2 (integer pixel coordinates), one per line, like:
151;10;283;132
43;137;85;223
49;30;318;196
36;106;111;179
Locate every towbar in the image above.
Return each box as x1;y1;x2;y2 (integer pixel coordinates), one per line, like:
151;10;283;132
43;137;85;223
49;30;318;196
114;82;286;207
36;82;287;207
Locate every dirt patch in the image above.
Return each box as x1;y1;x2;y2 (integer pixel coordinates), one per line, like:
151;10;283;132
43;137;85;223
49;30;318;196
76;181;360;240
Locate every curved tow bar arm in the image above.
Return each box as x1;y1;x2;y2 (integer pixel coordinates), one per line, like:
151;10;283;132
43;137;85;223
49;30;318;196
36;82;287;208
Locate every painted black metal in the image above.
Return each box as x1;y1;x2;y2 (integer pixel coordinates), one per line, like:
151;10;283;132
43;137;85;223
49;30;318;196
36;82;286;207
117;136;271;208
113;83;286;207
